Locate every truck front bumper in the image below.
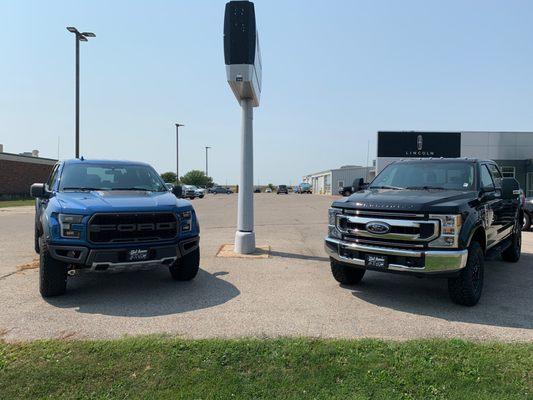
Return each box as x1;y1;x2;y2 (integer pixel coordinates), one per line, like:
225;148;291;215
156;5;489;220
324;237;468;276
47;237;199;271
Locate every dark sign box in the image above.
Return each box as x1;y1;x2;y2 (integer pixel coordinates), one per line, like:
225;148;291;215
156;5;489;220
224;1;257;65
377;131;461;158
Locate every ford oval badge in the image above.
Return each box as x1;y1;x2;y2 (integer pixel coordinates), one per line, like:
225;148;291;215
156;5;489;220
365;221;391;235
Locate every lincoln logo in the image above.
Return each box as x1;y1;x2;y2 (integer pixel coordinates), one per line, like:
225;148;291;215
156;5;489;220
365;221;391;235
417;134;423;151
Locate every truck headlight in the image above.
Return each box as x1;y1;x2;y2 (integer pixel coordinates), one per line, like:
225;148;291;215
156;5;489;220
179;210;193;232
58;214;84;239
429;214;462;248
328;208;342;226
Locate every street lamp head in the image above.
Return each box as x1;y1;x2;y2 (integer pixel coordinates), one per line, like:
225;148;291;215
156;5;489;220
81;32;95;37
175;123;185;128
66;27;79;34
78;35;88;42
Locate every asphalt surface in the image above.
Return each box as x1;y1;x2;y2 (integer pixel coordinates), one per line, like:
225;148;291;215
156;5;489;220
0;194;532;342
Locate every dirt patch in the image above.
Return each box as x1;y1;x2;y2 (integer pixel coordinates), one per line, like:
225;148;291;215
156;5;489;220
216;244;271;259
17;259;39;272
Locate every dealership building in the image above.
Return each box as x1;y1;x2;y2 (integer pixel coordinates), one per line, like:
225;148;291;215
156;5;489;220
0;145;57;199
376;131;533;197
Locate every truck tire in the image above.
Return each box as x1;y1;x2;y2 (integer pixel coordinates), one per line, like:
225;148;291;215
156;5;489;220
448;242;484;306
502;222;521;262
39;241;67;297
34;225;40;254
169;248;200;281
330;259;365;285
522;213;531;231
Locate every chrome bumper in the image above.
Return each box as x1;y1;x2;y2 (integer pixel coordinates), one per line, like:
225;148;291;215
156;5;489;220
324;237;468;274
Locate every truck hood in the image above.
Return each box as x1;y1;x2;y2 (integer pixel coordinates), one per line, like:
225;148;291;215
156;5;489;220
333;189;477;214
55;190;190;214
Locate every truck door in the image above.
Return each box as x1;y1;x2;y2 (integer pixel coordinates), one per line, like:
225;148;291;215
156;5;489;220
478;164;502;249
488;163;515;241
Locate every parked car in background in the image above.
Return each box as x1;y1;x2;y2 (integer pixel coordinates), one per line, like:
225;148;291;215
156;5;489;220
325;158;522;306
211;186;232;194
339;178;365;197
265;187;272;193
195;187;206;198
30;159;200;297
254;187;261;193
524;196;532;230
165;183;174;191
182;185;200;199
299;182;312;194
277;185;289;194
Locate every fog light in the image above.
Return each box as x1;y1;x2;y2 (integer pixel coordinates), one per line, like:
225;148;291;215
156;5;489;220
182;223;191;232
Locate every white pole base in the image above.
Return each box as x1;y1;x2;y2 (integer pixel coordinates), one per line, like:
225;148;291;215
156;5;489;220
234;231;256;254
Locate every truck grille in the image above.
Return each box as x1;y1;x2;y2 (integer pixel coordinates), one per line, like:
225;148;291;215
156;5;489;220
88;212;178;243
336;211;439;244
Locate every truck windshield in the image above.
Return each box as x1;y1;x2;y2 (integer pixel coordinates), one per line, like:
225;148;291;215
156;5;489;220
59;163;167;192
370;162;475;191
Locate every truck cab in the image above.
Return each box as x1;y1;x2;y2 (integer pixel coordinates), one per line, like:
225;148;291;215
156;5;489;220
31;159;200;297
325;159;522;306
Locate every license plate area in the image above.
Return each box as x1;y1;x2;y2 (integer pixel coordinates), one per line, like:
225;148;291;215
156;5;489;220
365;254;388;268
127;249;149;262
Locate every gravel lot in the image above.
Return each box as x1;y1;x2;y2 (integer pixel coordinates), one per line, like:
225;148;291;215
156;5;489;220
0;194;532;342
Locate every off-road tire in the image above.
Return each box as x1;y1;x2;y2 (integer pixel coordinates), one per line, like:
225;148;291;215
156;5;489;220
330;259;366;285
502;222;521;262
448;242;484;306
169;248;200;281
34;225;41;254
39;241;67;297
522;213;531;231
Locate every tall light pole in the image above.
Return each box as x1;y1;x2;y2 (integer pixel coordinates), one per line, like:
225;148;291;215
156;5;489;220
205;146;211;176
175;123;184;183
66;27;95;159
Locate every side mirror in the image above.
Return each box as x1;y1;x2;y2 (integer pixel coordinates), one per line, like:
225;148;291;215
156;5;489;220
501;178;520;200
172;185;183;198
30;183;49;198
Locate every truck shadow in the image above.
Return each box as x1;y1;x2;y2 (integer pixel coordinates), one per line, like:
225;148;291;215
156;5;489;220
343;253;533;330
45;268;240;317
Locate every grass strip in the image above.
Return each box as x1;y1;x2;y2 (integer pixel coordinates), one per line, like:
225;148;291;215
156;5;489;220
0;337;531;399
0;199;34;208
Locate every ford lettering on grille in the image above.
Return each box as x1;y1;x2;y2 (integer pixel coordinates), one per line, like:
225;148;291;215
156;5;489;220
365;221;391;234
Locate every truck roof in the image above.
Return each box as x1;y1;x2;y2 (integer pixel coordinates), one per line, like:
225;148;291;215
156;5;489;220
62;159;152;167
395;158;494;164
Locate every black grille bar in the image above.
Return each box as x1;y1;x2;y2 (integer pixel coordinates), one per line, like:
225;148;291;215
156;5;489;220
88;212;178;243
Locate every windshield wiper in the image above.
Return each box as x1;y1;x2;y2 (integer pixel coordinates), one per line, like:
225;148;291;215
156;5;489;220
369;185;404;190
405;186;446;190
61;187;100;192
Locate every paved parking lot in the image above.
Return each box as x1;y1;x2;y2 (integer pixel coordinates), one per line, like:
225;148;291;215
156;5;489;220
0;194;532;342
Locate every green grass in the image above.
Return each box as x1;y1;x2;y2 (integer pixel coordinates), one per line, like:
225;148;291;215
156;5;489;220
0;199;34;208
0;338;531;399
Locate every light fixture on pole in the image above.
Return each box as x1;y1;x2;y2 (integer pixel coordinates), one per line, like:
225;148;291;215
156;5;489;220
224;1;262;254
175;123;184;183
205;146;211;176
66;27;95;159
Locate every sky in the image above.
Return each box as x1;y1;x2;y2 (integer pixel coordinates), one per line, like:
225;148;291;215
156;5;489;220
1;0;533;185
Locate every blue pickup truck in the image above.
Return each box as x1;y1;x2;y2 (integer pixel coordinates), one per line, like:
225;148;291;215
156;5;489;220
30;159;200;297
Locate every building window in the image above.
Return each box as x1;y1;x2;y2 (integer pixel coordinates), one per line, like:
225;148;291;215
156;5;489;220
338;180;344;188
501;166;515;178
527;173;533;197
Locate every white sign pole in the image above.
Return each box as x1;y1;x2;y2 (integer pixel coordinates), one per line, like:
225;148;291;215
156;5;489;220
235;98;255;253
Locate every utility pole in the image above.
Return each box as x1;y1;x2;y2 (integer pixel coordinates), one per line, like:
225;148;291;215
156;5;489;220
205;146;211;176
66;27;95;158
175;123;184;183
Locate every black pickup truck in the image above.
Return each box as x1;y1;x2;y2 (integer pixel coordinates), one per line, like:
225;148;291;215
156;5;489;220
325;159;522;306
